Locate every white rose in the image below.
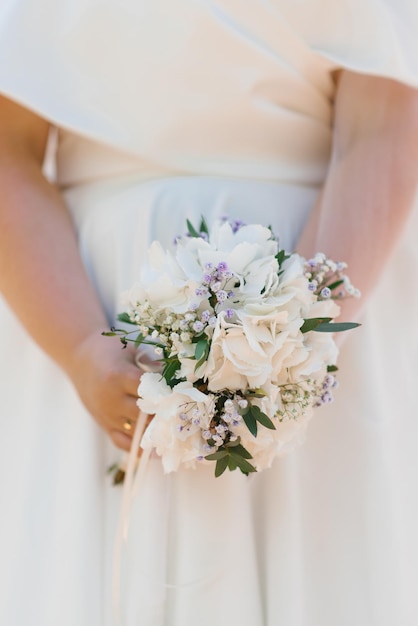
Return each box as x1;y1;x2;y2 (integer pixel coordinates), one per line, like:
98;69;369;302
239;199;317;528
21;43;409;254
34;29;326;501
205;315;274;391
140;241;196;313
288;332;339;382
209;222;277;253
175;236;213;282
136;372;172;415
139;380;215;472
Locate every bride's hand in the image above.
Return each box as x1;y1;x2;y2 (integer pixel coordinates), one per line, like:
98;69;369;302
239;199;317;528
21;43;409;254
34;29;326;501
66;332;144;452
0;96;149;454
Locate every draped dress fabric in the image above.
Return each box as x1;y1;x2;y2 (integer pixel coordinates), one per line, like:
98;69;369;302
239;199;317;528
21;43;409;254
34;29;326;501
1;1;418;625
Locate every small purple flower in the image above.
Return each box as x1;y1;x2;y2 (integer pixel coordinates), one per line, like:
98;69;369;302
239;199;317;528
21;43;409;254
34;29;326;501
225;308;234;319
308;282;317;292
230;219;245;233
204;262;214;270
195;286;208;297
216;290;228;303
321;287;331;299
217;261;228;273
193;320;204;333
201;310;211;322
209;316;217;327
203;274;214;285
325;374;335;387
321;391;333;404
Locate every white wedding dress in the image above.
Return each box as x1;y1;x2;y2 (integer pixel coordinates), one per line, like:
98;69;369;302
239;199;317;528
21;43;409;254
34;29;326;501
1;1;418;625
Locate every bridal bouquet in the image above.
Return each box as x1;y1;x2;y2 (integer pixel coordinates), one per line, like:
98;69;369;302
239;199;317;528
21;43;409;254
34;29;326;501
107;217;359;478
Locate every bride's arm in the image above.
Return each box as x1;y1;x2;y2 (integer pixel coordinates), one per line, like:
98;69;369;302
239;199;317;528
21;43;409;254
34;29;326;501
298;71;418;321
0;95;140;451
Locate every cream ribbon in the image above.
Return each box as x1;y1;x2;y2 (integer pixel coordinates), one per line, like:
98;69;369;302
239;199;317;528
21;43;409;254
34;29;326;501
112;350;161;625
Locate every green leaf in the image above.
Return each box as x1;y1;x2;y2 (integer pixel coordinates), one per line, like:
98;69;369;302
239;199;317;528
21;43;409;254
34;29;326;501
327;364;338;372
315;322;361;333
205;450;228;461
229;453;257;475
195;355;207;372
162;358;181;386
225;437;241;448
134;334;145;347
199;216;209;236
228;456;238;471
275;249;290;267
194;338;210;371
117;312;136;325
246;388;267;398
301;317;332;333
326;279;344;291
252;405;276;430
228;443;253;459
195;338;208;361
242;408;258;437
215;456;229;477
186;219;200;238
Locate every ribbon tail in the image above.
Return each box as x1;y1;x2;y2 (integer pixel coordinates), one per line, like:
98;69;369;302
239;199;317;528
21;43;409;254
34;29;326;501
112;409;150;624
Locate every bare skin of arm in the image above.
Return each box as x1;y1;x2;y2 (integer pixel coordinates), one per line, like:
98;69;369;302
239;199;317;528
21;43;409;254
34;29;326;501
0;96;140;452
298;71;418;322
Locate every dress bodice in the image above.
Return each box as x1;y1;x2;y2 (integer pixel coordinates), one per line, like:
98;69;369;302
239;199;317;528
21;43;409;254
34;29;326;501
53;1;335;189
2;1;418;190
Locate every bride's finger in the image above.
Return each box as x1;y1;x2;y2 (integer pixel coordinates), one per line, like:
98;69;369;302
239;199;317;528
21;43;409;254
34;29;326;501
109;429;134;453
122;366;142;397
118;395;141;422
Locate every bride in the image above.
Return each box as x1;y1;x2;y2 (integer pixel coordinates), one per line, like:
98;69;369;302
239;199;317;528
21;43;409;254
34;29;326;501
1;1;418;625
